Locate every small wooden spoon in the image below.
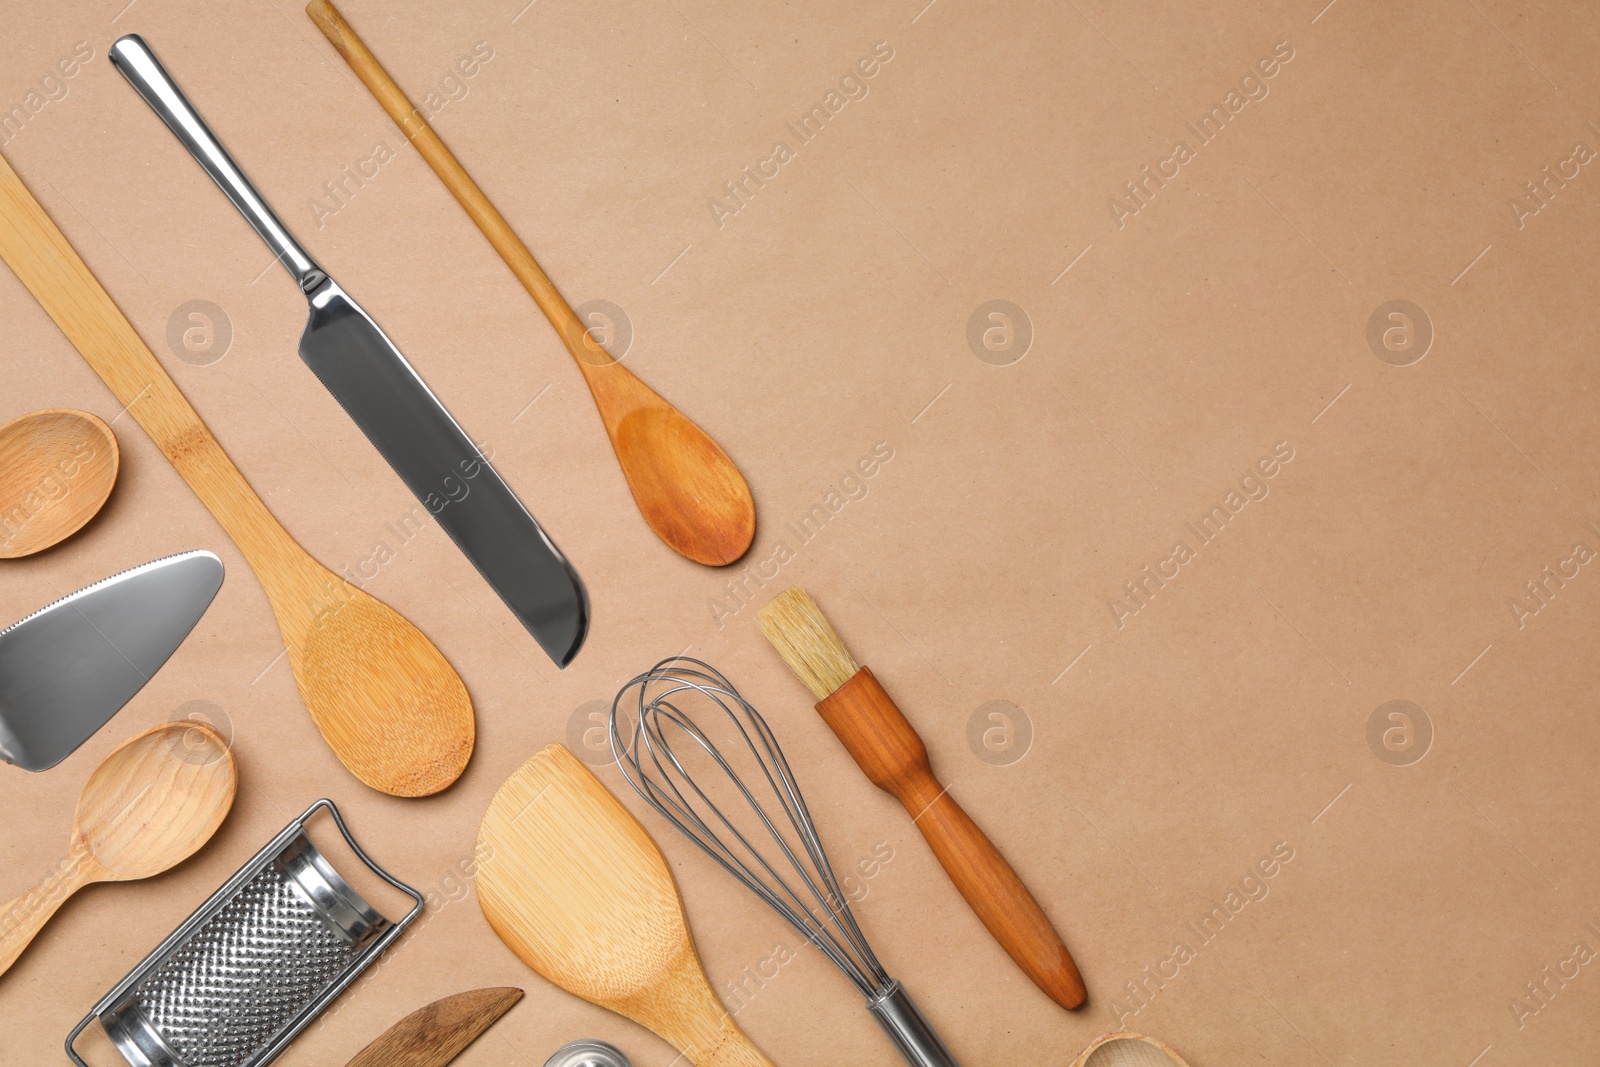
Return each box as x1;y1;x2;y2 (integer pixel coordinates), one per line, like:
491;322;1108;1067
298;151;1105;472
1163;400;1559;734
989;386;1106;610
308;0;756;567
1071;1032;1193;1067
0;720;237;979
477;744;773;1067
0;145;473;798
0;409;118;558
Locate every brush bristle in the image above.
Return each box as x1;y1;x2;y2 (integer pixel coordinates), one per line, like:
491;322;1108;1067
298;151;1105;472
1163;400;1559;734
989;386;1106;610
757;587;859;700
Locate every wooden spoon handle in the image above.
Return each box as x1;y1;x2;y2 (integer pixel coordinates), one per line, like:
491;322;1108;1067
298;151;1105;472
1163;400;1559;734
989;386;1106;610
816;667;1088;1010
305;0;606;368
694;1030;775;1067
0;848;96;979
0;149;306;594
643;950;776;1067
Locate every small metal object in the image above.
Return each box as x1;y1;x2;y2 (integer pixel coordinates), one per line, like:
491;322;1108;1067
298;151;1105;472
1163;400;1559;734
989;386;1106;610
611;659;962;1067
67;799;423;1067
542;1040;633;1067
0;550;223;771
108;33;589;668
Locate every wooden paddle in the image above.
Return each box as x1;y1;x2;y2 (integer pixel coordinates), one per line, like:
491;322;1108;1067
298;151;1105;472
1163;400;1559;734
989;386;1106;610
476;744;774;1066
0;147;474;797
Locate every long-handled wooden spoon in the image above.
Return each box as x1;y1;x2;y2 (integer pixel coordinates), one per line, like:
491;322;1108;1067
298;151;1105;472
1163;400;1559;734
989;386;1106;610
0;720;236;979
0;148;474;797
476;744;774;1067
0;408;118;557
307;0;756;568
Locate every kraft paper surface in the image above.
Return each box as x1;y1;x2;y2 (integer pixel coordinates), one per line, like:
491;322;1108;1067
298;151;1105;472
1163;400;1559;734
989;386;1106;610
2;1;1597;1064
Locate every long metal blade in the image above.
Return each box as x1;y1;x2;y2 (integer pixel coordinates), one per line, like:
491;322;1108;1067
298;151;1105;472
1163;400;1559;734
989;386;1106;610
300;278;588;666
0;550;224;770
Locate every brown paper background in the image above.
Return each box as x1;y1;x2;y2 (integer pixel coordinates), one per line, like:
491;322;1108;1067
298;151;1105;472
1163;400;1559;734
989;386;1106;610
2;0;1598;1064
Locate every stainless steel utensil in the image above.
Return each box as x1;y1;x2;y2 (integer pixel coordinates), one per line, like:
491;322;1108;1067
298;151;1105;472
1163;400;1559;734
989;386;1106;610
108;34;588;668
611;658;962;1067
67;799;423;1067
542;1040;634;1067
0;549;223;771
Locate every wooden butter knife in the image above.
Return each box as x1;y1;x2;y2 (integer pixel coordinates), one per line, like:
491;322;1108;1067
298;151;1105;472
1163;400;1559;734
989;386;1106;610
345;987;523;1067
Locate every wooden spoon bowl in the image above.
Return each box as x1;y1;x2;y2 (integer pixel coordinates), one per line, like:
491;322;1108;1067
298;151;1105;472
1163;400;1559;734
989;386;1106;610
0;408;118;557
0;720;237;979
605;390;755;567
293;584;473;797
1071;1032;1193;1067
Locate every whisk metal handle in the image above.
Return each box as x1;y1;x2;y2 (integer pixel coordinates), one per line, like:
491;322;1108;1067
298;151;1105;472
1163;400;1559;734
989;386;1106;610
868;981;963;1067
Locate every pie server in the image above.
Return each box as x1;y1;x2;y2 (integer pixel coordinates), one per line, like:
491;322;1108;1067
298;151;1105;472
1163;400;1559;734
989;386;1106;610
0;549;223;770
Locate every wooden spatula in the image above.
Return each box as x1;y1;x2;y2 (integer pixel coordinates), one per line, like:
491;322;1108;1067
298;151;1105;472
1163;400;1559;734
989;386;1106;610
0;147;474;797
475;744;774;1067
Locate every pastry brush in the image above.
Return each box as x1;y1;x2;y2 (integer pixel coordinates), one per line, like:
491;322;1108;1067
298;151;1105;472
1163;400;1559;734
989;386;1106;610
757;586;1087;1010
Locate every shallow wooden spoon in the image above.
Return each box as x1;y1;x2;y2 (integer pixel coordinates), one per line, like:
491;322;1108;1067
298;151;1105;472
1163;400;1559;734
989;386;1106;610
0;145;473;798
0;408;118;558
0;720;237;979
1071;1032;1192;1067
308;0;756;567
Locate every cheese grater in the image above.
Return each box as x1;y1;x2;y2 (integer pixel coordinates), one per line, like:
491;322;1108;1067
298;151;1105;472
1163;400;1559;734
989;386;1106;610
67;800;422;1067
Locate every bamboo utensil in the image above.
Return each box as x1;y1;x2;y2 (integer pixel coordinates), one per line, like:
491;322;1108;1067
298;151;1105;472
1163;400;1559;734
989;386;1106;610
757;587;1087;1010
0;408;118;557
476;744;775;1067
0;147;474;797
344;987;523;1067
1071;1033;1192;1067
0;720;236;979
306;0;756;568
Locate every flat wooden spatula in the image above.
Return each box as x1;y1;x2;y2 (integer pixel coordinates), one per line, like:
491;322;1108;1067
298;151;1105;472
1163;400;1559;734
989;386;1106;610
476;744;774;1067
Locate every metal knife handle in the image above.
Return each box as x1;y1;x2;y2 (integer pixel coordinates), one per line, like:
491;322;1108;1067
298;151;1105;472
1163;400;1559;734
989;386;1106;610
109;34;326;293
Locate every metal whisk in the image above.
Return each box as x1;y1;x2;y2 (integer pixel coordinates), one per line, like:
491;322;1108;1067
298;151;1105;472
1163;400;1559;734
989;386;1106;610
611;657;960;1067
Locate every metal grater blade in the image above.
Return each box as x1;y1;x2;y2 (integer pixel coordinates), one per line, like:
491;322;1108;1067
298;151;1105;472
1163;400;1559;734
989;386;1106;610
132;863;361;1067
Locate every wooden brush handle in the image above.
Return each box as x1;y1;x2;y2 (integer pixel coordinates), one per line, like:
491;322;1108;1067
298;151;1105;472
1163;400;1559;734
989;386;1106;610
816;668;1088;1010
306;0;606;368
0;149;309;598
0;844;98;979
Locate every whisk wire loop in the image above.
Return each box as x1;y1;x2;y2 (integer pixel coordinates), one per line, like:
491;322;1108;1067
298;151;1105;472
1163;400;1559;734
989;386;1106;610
611;658;889;997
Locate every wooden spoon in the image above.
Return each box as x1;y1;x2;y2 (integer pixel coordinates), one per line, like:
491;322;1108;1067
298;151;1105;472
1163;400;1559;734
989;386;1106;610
307;0;756;567
1071;1032;1193;1067
0;147;473;798
476;744;774;1067
0;408;118;557
0;720;237;979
